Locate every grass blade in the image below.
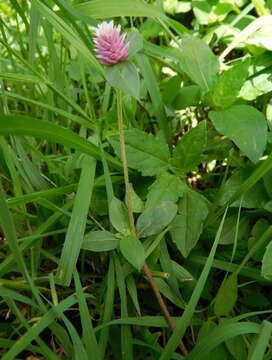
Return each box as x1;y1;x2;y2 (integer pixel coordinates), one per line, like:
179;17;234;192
98;254;115;358
0;114;122;170
56;157;96;286
136;53;170;147
248;320;272;360
74;271;101;359
75;0;166;19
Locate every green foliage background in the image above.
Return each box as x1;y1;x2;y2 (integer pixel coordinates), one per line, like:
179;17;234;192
1;0;272;359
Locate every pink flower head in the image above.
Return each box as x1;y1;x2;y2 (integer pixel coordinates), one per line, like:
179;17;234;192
93;20;130;66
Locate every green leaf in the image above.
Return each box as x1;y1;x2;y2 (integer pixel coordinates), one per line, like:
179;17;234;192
261;240;272;280
212;59;250;108
105;61;139;100
109;197;131;235
219;215;250;245
82;231;119;252
170;191;209;258
246;21;272;50
125;183;144;213
136;201;177;238
225;335;247;360
172;121;207;173
108;129;170;176
185;322;260;360
0;115;122;171
56;157;96;286
127;29;143;57
248;320;272;360
135;53;170;146
74;272;101;360
178;34;219;94
120;235;145;271
219;167;268;208
209;105;267;163
172;85;201;110
75;0;166;19
239;72;272;101
146;172;189;208
214;274;238;317
197;322;228;360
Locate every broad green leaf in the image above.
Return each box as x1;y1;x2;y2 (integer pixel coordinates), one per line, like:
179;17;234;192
248;219;270;261
246;21;272;50
146;172;189;208
178;34;219;94
172;121;207;173
82;231;119;252
163;0;191;14
125;183;144;213
108;129;170;176
75;0;166;19
109;197;131;235
172;85;201;110
239;72;272;101
214;274;238;316
219;167;268;208
219;215;250;245
0;115;122;171
120;235;145;271
136;201;177;238
170;191;209;258
105;61;139;100
212;59;250;108
162;76;181;105
127;29;143;57
261;240;272;280
192;1;232;25
56;157;96;286
209;105;267;163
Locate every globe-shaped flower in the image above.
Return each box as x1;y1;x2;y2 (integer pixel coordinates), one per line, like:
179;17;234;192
93;21;130;66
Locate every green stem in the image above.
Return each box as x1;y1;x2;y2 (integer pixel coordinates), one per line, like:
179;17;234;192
116;89;135;234
116;88;188;357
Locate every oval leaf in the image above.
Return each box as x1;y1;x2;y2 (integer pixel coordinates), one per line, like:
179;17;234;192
108;129;170;176
82;231;119;252
120;235;145;271
109;197;131;235
105;60;139;99
209;105;267;163
136;201;177;238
